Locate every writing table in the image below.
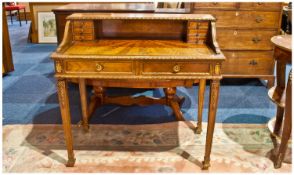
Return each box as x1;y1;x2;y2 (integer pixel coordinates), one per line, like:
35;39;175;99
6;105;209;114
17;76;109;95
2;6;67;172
51;13;225;170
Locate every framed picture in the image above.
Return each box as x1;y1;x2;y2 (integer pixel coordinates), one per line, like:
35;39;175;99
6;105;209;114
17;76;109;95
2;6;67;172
37;12;57;43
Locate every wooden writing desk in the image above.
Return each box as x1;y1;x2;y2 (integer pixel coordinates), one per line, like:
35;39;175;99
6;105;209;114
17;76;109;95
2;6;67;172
51;13;225;170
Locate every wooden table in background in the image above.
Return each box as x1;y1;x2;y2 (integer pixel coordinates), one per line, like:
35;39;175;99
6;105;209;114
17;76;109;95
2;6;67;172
267;35;292;168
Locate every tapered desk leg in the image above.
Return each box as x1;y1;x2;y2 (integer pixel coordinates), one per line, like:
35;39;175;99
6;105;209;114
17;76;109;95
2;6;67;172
202;79;220;170
274;71;292;168
57;79;76;167
79;79;89;132
196;79;206;134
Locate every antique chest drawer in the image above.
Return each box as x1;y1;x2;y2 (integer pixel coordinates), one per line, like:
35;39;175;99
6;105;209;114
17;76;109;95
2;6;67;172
222;51;274;75
65;61;134;74
140;62;210;75
217;29;277;50
193;2;281;11
193;11;280;28
193;2;237;10
239;2;282;11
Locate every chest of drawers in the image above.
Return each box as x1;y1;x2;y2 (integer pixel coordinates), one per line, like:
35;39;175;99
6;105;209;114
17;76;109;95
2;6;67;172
193;2;283;87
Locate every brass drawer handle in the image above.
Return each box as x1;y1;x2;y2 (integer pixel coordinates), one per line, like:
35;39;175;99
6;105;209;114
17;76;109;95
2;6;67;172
249;60;258;65
255;16;263;23
173;64;181;73
252;37;261;43
212;2;218;5
96;63;104;72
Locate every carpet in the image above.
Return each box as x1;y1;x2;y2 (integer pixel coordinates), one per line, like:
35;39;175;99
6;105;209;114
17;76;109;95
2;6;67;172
3;121;291;173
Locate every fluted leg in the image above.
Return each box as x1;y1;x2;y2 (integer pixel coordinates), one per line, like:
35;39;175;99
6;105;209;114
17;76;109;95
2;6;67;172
57;79;76;167
202;80;220;170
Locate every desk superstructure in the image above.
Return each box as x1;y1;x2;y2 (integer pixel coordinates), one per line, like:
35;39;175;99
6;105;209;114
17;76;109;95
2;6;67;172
51;13;225;170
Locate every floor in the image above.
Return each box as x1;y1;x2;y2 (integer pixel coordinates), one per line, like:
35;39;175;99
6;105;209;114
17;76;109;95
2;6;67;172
2;18;290;125
3;122;292;173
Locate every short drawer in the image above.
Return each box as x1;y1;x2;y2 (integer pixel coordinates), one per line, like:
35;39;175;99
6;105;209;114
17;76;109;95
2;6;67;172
141;62;211;75
73;34;94;41
188;29;208;35
193;10;281;28
188;21;209;29
222;51;274;75
73;27;94;34
217;29;277;50
65;61;134;74
193;2;237;10
73;20;94;28
239;2;282;11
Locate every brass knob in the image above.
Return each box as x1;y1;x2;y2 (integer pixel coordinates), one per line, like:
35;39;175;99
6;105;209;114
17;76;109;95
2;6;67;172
212;2;218;5
80;28;84;34
249;60;258;65
252;37;261;43
96;63;103;72
173;64;181;73
255;16;263;23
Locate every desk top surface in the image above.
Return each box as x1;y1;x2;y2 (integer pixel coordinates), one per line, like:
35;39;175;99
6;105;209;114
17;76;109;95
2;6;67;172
53;40;224;60
66;13;215;21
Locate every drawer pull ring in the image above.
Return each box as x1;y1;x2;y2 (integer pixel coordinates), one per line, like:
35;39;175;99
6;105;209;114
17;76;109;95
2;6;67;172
249;60;258;65
173;65;181;73
96;63;103;72
252;37;261;43
255;16;263;23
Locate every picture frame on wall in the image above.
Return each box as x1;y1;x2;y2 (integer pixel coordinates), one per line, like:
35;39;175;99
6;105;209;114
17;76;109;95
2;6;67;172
37;12;57;43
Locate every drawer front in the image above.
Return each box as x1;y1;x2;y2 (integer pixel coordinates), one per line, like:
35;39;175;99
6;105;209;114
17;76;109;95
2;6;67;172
194;2;237;10
239;2;282;11
193;11;281;28
188;21;209;29
193;2;282;11
73;35;94;41
73;20;94;28
65;61;134;74
217;29;277;50
222;51;274;75
141;62;211;75
73;27;94;34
